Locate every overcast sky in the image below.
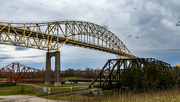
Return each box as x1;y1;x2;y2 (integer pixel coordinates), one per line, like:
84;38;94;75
0;0;180;70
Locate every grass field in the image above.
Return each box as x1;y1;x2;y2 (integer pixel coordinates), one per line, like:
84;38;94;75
44;89;180;102
63;77;94;80
0;98;4;100
0;83;88;96
0;84;41;96
0;84;35;90
35;82;98;87
1;84;180;101
103;90;180;102
4;83;180;102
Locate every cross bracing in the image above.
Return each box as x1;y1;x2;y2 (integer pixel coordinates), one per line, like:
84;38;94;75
0;21;136;58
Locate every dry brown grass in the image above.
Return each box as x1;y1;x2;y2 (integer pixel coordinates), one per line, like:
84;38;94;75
82;89;180;102
45;89;180;102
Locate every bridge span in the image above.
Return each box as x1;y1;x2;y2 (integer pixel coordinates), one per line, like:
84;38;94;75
0;21;136;86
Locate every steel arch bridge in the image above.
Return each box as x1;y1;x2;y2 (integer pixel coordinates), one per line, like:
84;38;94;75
0;21;136;58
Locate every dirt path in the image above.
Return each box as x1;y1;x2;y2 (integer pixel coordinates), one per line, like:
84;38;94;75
0;95;69;102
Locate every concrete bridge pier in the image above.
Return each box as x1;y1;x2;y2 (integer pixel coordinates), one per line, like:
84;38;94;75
45;52;51;86
54;51;61;86
45;51;61;86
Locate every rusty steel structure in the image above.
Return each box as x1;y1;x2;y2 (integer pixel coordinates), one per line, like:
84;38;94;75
0;21;135;58
90;58;171;89
0;63;46;82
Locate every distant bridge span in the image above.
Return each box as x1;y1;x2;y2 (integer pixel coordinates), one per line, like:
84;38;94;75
0;21;136;58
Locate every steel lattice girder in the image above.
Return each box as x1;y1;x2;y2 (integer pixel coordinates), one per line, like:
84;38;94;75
0;21;136;58
90;58;171;89
0;63;45;82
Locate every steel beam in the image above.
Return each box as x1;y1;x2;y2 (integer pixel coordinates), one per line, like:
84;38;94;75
0;21;136;58
90;58;171;89
0;63;45;82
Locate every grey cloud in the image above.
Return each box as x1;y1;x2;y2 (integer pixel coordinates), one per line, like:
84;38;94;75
15;46;28;51
101;21;109;29
135;36;139;39
0;0;180;69
134;49;180;66
23;55;43;58
176;22;180;26
0;57;14;60
127;35;132;38
40;3;45;6
0;53;14;61
120;0;180;51
10;5;19;10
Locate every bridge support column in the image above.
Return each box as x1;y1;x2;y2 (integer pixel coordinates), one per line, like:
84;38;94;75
45;51;61;86
54;51;61;86
45;52;51;86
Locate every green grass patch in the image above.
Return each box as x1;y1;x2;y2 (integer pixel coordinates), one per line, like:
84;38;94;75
0;91;14;96
0;85;86;96
34;84;44;87
0;98;4;100
60;83;90;87
36;83;89;88
0;84;35;90
0;88;42;96
102;90;112;95
51;87;71;93
0;82;90;96
16;88;43;95
0;84;41;96
51;87;86;93
36;82;94;88
63;77;94;80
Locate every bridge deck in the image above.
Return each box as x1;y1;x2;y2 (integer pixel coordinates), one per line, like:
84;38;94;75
0;24;135;58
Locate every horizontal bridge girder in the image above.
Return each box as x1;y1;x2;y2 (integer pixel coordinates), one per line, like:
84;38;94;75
0;21;136;58
0;63;45;82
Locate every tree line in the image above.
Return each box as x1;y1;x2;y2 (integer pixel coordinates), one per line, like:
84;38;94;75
121;63;180;92
62;67;100;78
61;63;180;92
